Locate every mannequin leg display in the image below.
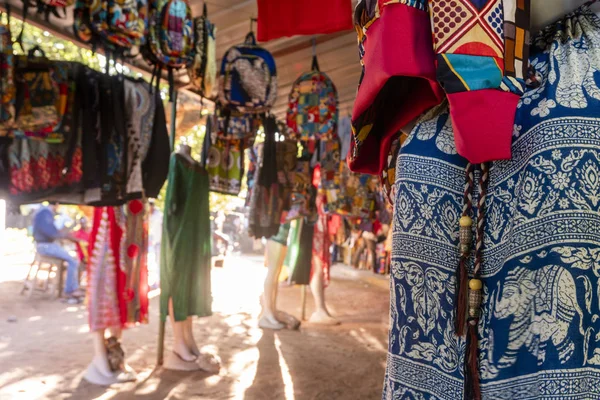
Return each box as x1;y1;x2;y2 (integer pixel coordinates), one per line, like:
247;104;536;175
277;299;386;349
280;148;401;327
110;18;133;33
182;317;221;374
258;240;287;330
83;327;137;385
308;258;340;325
271;242;301;330
163;298;202;371
183;317;200;356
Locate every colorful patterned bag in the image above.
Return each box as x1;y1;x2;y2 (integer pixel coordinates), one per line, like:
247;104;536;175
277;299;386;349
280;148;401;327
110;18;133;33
317;138;341;213
12;50;61;139
189;3;216;98
202;115;244;196
142;0;193;97
283;156;315;222
218;31;277;114
276;139;298;212
73;0;148;52
0;12;14;133
215;107;261;148
337;161;378;219
287;56;338;141
35;0;76;19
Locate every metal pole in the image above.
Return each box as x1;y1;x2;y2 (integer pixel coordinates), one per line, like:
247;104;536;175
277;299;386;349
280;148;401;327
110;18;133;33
169;90;178;151
157;319;165;366
301;285;307;321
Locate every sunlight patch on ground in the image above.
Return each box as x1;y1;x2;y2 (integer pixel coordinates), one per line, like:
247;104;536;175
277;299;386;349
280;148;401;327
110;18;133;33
349;328;387;353
0;373;62;399
275;333;296;400
228;344;261;396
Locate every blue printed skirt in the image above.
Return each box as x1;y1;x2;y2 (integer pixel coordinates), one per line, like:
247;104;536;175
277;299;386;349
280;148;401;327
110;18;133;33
386;7;600;399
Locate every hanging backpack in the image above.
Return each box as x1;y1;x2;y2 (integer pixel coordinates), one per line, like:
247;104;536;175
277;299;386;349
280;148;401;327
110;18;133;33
0;9;14;134
218;31;277;114
287;55;338;141
142;0;194;98
73;0;148;53
189;3;216;98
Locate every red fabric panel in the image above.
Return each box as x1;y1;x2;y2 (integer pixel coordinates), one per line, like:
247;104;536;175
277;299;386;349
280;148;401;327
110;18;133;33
257;0;353;42
349;4;443;174
447;90;519;163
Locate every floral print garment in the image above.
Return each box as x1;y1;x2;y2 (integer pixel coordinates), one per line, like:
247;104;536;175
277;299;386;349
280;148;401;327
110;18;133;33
386;8;600;399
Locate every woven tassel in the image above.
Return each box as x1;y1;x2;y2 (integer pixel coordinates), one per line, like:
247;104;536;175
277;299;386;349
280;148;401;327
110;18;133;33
464;320;481;400
455;257;468;336
455;164;474;337
456;216;473;336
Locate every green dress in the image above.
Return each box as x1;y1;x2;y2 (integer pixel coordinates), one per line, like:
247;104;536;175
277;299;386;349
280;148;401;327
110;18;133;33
160;154;212;322
285;219;314;285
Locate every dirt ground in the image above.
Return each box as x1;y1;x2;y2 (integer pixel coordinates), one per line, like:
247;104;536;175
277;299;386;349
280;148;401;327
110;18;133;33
0;255;390;400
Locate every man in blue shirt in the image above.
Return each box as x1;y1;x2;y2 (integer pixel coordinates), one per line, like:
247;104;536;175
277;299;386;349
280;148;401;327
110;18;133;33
32;204;83;300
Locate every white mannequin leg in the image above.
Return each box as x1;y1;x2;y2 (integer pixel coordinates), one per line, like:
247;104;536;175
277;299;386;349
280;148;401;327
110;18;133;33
183;317;200;356
168;298;196;361
270;241;301;330
182;316;221;374
258;240;286;330
84;327;136;385
91;329;112;376
163;298;202;371
308;258;340;325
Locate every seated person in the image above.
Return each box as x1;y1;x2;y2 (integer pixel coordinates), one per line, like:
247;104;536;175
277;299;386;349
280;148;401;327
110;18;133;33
73;217;90;263
32;203;84;301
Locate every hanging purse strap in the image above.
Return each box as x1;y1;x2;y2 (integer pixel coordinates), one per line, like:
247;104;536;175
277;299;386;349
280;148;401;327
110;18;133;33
244;31;256;46
311;37;320;71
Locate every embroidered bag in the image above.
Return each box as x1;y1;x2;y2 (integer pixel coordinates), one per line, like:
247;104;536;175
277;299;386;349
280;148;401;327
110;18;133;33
283;155;313;222
202;115;245;196
189;3;217;98
12;48;61;138
34;0;75;19
286;55;338;141
276;139;298;213
215;107;260;148
317;137;341;213
142;0;193;98
337;161;377;219
0;10;14;134
73;0;147;52
218;31;277;114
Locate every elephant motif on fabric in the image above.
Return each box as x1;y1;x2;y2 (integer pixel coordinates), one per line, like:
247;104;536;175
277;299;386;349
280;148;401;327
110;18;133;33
494;265;584;367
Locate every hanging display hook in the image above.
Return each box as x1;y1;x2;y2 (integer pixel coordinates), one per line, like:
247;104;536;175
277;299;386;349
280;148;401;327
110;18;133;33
311;37;320;71
250;17;257;33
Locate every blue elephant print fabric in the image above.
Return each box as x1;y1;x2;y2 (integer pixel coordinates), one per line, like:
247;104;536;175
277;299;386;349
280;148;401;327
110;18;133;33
387;7;600;400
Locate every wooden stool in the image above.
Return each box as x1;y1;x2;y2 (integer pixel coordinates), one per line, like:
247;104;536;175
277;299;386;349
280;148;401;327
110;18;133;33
21;253;66;298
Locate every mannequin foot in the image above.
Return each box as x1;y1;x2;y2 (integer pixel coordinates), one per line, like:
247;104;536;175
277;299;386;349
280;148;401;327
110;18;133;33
163;351;202;371
258;314;285;330
173;341;197;362
92;354;113;377
275;310;301;330
115;363;137;382
83;358;137;385
308;310;340;326
197;352;221;374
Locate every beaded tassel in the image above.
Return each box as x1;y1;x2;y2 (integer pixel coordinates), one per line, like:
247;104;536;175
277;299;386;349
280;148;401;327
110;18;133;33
455;164;474;337
463;163;489;400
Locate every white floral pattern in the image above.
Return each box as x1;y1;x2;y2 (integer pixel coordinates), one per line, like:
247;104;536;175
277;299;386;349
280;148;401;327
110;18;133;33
386;8;600;400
